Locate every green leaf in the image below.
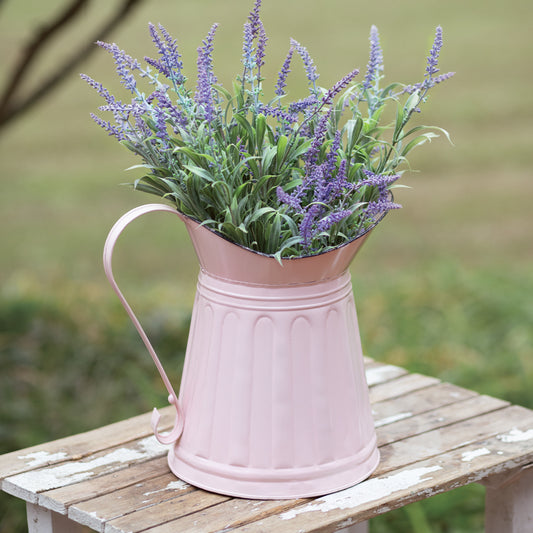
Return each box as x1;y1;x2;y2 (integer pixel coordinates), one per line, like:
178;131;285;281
255;114;266;151
276;135;289;167
234;113;255;145
183;164;215;183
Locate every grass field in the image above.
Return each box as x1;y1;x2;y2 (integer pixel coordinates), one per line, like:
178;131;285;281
1;0;532;531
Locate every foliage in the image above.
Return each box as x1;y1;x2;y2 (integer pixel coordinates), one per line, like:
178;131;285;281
83;0;453;258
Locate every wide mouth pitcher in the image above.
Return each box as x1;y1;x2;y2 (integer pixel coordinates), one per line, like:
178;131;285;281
103;203;381;499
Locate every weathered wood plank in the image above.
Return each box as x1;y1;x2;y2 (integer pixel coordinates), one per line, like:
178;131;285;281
0;406;174;481
376;404;528;474
69;471;192;532
369;373;440;404
2;435;169;504
224;414;533;533
376;394;508;448
103;488;230;533
38;456;171;515
138;496;306;533
372;382;478;429
364;364;408;387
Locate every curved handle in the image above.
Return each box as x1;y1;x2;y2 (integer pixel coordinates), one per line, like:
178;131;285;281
103;203;185;445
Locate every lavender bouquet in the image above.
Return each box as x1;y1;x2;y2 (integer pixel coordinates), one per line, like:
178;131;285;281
82;0;453;259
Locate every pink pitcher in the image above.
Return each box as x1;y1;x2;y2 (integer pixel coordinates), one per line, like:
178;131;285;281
103;203;379;499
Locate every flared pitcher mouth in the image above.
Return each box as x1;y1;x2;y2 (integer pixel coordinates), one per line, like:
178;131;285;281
178;208;389;263
176;205;390;285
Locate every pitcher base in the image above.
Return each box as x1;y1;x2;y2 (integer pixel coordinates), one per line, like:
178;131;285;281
167;440;380;499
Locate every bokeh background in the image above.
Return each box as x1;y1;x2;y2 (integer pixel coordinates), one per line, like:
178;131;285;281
1;0;532;531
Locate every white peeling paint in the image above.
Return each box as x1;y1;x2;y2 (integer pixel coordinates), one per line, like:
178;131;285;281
143;480;189;496
281;465;442;520
498;428;533;443
374;412;412;428
18;451;68;468
461;448;491;462
6;436;167;493
365;365;404;386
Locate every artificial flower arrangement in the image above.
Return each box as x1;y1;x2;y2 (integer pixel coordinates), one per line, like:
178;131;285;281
82;0;453;260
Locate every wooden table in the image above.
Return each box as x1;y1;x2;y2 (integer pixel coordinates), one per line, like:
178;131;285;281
2;359;533;533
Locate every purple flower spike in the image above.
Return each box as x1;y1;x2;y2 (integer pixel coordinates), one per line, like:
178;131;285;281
365;197;402;217
426;26;443;79
322;68;359;106
256;21;268;78
316;209;352;232
247;0;262;38
146;23;184;84
275;47;294;97
195;23;219;122
290;38;319;89
96;41;139;94
242;22;255;73
363;25;384;91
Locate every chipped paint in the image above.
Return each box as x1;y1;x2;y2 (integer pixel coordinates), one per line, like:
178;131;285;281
6;436;167;493
365;365;403;386
498;428;533;443
461;448;491;462
374;412;412;428
18;451;68;468
281;465;442;520
143;480;189;496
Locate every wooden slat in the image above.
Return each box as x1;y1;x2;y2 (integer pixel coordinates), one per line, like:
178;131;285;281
376;394;508;447
146;497;307;533
38;456;171;514
69;471;193;532
369;373;440;403
223;412;533;533
377;404;527;474
372;382;478;429
103;488;230;533
0;406;175;480
2;435;169;504
364;364;408;387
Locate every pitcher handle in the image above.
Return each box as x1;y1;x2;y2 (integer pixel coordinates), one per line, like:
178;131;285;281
103;203;185;445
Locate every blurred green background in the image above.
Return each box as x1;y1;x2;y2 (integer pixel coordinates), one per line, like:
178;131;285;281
1;0;532;531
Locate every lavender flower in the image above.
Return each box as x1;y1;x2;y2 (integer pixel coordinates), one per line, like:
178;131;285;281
89;113;126;140
259;103;296;125
316;209;353;232
287;95;318;114
290;39;319;91
145;23;184;84
256;21;268;79
276;185;304;212
362;25;383;91
365;197;401;217
305;108;332;167
299;203;323;248
241;22;255;77
247;0;262;38
195;23;219;123
151;88;188;130
80;74;115;105
426;26;443;78
96;41;140;94
322;68;359;106
402;27;454;95
275;47;294;97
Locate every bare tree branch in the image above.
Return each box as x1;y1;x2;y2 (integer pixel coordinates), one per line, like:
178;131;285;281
0;0;145;131
0;0;89;122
